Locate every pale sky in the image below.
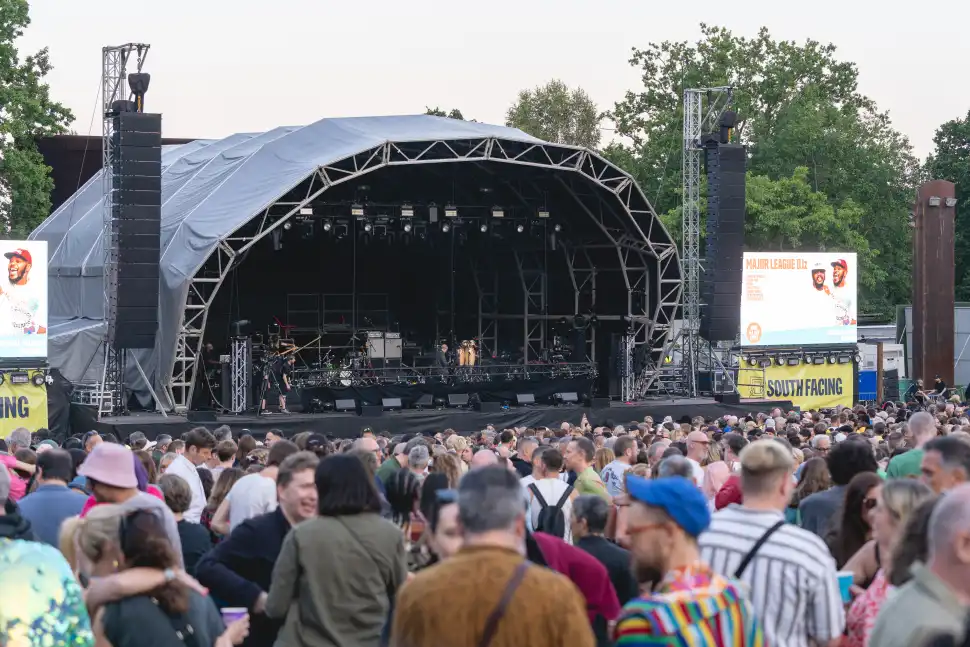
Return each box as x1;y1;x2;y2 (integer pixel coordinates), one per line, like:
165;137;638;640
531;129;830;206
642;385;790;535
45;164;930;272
19;0;970;159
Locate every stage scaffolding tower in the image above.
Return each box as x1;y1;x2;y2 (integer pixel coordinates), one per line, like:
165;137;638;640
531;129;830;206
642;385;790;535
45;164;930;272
681;86;733;397
99;43;150;418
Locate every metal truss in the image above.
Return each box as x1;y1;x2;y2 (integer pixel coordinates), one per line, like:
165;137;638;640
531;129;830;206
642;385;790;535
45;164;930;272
99;43;149;418
230;337;251;413
681;87;733;397
169;136;682;409
471;258;499;358
514;251;548;362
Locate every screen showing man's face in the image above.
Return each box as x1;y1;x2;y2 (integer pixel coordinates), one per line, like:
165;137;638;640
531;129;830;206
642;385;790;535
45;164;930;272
812;270;825;289
7;256;29;284
833;265;846;287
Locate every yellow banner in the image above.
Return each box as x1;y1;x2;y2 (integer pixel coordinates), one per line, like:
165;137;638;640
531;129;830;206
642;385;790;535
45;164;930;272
0;381;48;439
738;362;853;410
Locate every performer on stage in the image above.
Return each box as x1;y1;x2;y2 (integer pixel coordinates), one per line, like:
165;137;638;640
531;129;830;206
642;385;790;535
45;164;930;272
436;343;450;368
261;354;295;414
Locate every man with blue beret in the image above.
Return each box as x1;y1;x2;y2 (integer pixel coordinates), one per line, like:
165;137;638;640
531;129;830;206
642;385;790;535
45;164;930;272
612;476;766;647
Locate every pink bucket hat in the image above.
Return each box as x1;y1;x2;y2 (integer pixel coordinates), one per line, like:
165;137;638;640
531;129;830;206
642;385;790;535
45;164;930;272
78;443;137;489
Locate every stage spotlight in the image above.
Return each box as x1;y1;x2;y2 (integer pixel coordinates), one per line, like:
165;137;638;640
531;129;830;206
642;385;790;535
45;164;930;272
299;207;313;216
441;223;451;233
491;206;505;219
401;204;414;218
31;372;45;387
403;223;412;233
283;221;292;230
9;372;28;385
516;224;525;233
480;223;488;233
538;208;550;219
444;204;458;218
363;222;373;233
323;220;333;232
351;203;365;217
786;357;800;366
553;224;562;232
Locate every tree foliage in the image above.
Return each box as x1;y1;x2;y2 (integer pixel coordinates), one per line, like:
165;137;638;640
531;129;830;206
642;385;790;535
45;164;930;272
505;79;601;149
926;111;970;300
425;107;467;121
606;24;917;318
0;0;74;238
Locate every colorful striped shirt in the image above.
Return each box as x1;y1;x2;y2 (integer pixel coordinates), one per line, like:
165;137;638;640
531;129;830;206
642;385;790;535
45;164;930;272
613;562;765;647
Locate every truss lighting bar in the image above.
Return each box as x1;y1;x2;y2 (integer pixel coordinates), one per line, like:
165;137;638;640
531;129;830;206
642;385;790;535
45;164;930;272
401;204;414;218
299;207;313;216
537;208;550;219
351;203;365;217
444;205;458;218
491;206;505;218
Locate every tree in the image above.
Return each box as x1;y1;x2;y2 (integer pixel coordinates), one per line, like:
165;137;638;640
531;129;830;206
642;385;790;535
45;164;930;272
505;79;601;149
425;107;467;120
0;0;73;238
607;24;917;318
926;110;970;300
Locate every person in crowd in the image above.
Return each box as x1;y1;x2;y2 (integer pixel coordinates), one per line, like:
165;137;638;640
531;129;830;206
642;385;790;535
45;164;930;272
162;427;216;524
429;452;462;488
887;411;936;478
799;439;878;538
920;436;970;493
416;476;462;566
565;437;610;502
594;447;615;474
81;453;165;518
887;497;938;588
785;457;830;524
265;454;406;647
133;449;158;485
407;444;430;479
16;448;87;546
209;440;238;481
77;443;183;562
701;460;730;509
683;431;710;486
0;464;95;646
392;465;595;647
198;466;214;500
645;441;667;475
699;440;844;647
158;452;177;475
723;433;749;472
470;448;500;470
264;431;282;447
375;440;408;485
656;454;694;480
0;441;36;504
78;508;247;647
510;436;537;478
82;431;104;455
525;447;576;543
211;440;299;535
158;473;213;577
196;451;319;647
152;434;172;464
5;427;31;455
234;435;257;468
828;471;883;568
870;484;970;647
601;435;637;498
843;479;935;647
203;467;244;536
571;494;638;606
614;475;765;646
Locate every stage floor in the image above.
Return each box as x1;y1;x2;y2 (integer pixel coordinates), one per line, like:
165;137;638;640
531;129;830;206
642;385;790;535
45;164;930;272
73;398;791;440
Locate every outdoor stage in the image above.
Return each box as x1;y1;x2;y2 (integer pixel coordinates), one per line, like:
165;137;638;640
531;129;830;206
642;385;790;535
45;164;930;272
74;398;792;440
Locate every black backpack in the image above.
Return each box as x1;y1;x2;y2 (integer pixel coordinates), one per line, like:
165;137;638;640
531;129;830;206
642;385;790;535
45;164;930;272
528;483;573;538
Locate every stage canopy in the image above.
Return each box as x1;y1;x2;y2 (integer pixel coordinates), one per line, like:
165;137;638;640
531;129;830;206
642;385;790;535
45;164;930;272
31;115;681;410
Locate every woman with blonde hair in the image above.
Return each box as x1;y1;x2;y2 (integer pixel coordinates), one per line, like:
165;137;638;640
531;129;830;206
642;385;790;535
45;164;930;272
430;452;462;488
593;447;615;474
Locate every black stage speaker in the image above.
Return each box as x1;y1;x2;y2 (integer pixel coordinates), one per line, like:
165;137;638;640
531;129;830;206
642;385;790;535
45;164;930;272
360;405;383;418
587;397;611;410
516;393;536;405
700;143;746;342
186;410;217;423
335;398;357;411
715;392;741;405
475;401;502;413
447;393;469;407
111;111;162;351
555;392;579;404
382;398;403;410
415;393;434;408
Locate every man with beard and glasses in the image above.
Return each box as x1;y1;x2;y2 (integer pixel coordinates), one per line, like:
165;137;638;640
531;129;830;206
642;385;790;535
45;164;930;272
613;476;765;647
0;247;46;335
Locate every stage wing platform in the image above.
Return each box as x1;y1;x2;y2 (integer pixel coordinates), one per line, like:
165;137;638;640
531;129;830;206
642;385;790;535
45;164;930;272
72;398;792;441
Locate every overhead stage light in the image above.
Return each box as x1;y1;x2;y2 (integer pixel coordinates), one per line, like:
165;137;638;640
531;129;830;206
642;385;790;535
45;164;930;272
363;222;373;233
491;206;505;219
401;204;414;218
444;205;458;218
283;222;292;230
31;372;45;387
403;223;413;233
554;224;562;232
351;203;365;217
442;223;451;233
516;224;525;233
299;207;313;216
479;224;488;233
323;220;332;232
538;208;550;219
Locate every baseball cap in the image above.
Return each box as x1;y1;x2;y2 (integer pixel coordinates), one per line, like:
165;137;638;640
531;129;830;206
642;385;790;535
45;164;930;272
831;259;848;270
4;248;32;265
78;443;137;489
625;475;711;538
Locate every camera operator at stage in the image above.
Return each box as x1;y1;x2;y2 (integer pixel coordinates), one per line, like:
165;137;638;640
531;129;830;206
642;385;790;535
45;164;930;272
261;355;295;414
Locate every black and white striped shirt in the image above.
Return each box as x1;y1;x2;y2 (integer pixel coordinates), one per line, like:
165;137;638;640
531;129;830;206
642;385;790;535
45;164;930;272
698;506;845;647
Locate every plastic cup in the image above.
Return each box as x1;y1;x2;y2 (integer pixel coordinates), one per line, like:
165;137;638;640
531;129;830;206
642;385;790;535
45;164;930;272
220;607;248;625
837;571;853;602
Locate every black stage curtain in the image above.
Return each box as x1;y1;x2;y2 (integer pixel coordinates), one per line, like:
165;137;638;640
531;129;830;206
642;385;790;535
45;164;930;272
297;376;594;409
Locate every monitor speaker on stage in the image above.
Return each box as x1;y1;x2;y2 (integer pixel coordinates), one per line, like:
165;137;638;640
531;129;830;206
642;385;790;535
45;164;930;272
415;393;434;408
111;111;162;351
360;405;383;418
335;398;357;411
475;401;502;413
555;392;579;404
382;397;403;410
447;393;469;407
516;393;536;406
187;410;217;423
700;142;745;342
587;397;611;409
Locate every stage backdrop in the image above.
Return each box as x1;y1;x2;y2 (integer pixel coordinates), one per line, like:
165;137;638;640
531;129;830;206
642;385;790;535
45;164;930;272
741;252;857;347
0;381;48;438
739;362;853;409
0;241;48;359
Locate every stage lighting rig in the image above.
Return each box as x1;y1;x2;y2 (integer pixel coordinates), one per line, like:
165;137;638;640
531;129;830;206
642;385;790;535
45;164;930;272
516;224;525;233
441;223;452;233
31;371;46;387
363;222;373;233
351;203;365;217
553;224;562;232
491;206;505;219
403;222;413;233
322;220;333;232
444;204;458;218
538;208;550;219
479;223;488;233
401;204;414;218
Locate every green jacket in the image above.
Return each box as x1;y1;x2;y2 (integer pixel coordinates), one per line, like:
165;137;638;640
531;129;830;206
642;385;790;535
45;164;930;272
886;449;924;479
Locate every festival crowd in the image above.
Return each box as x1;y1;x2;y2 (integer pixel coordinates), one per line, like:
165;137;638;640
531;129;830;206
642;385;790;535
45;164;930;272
2;399;970;647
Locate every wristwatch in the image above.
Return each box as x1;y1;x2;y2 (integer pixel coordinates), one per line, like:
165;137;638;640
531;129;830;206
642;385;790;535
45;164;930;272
163;568;176;583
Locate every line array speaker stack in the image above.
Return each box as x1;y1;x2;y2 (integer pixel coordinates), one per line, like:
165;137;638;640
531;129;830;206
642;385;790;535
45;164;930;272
700;142;746;342
110;111;162;350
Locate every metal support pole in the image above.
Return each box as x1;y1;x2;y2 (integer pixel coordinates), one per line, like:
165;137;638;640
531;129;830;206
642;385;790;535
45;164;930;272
130;352;168;417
